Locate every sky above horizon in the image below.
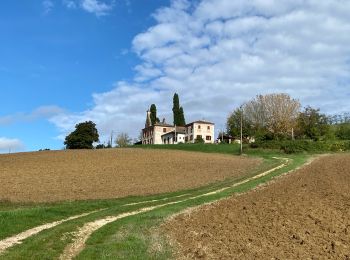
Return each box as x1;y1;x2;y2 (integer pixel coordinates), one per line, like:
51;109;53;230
1;0;350;153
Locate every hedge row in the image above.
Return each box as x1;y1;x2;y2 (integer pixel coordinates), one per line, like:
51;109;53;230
250;140;350;154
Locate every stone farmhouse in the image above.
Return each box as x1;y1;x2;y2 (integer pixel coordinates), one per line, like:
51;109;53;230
142;110;215;145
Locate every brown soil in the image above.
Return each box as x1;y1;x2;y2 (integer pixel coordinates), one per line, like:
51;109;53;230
0;149;260;203
165;154;350;259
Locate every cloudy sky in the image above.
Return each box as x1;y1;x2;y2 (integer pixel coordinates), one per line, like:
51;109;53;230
1;0;350;152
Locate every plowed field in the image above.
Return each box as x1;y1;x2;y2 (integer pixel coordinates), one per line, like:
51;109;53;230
0;149;260;203
165;154;350;259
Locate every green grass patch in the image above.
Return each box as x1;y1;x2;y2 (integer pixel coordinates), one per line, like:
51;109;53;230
132;143;242;155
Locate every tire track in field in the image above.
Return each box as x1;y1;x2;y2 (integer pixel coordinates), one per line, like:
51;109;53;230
59;200;187;260
0;210;102;254
123;193;190;206
59;157;290;260
0;194;191;255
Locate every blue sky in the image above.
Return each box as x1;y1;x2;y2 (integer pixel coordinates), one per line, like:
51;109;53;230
1;0;350;153
0;0;168;151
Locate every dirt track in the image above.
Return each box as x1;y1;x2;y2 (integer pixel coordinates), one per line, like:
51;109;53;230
165;154;350;259
0;149;260;203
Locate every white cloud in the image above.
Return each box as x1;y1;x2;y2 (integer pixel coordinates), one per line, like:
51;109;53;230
0;138;24;153
0;106;64;126
80;0;114;16
42;0;54;15
62;0;114;16
62;0;77;9
51;0;350;142
50;82;169;141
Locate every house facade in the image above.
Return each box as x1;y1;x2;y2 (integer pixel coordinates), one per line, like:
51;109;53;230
141;110;215;145
161;126;186;144
142;110;174;144
185;121;215;144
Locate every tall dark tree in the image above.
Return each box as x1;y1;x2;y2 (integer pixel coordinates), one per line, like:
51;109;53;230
173;93;180;125
64;121;99;149
150;104;160;125
179;106;186;126
172;93;186;126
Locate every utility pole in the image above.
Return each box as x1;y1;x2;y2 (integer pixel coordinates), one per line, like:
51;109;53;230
240;106;243;155
111;131;113;147
221;126;224;143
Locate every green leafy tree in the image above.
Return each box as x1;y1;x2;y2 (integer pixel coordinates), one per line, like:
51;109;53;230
150;104;160;125
226;108;253;138
296;106;330;140
64;121;99;149
115;133;132;147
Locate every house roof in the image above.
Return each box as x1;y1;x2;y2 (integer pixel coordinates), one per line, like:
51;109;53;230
161;126;186;137
175;126;186;133
185;120;215;126
143;122;174;130
154;122;174;127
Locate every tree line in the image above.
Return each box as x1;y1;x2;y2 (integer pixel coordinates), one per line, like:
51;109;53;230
64;121;132;149
226;93;350;142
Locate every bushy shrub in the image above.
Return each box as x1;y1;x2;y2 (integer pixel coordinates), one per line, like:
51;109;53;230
194;136;205;144
336;123;350;140
250;140;350;154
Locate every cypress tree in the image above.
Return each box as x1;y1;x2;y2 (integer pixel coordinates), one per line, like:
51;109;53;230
173;93;186;126
173;93;180;125
179;106;186;126
150;104;159;125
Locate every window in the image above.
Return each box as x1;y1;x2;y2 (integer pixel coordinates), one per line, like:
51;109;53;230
190;135;193;140
197;135;202;139
198;125;201;129
185;136;188;142
206;136;211;141
207;126;210;130
163;128;166;133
